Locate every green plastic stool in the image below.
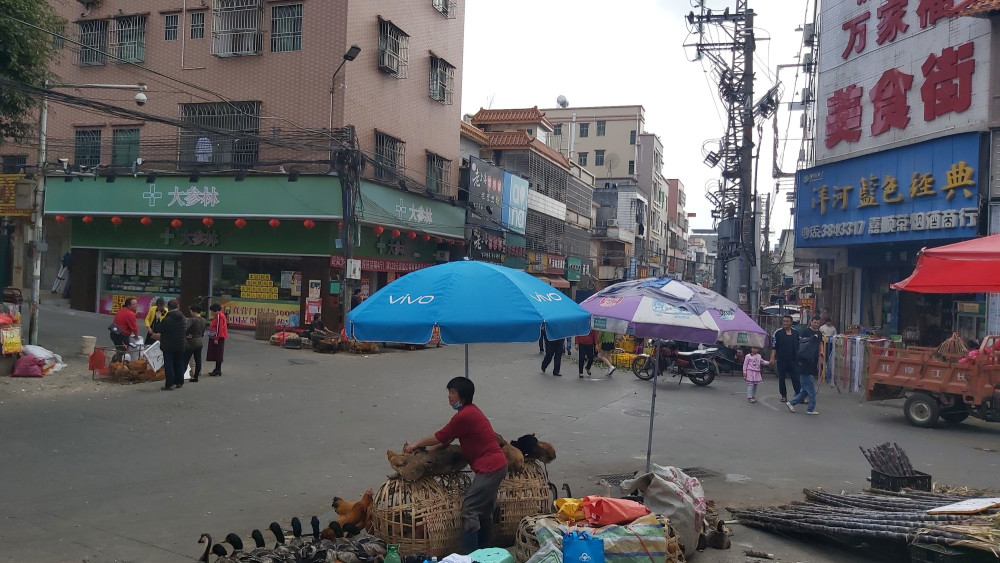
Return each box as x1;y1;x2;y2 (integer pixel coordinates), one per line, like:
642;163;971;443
468;548;515;563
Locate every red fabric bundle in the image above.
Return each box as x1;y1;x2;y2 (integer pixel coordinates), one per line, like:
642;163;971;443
581;495;651;526
12;354;45;377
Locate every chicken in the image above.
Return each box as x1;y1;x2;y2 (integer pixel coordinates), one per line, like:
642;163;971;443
332;489;374;529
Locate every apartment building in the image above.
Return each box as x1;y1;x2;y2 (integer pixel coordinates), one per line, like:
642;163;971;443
2;0;467;326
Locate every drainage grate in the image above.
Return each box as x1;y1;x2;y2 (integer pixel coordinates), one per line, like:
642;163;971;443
682;466;720;479
595;472;638;487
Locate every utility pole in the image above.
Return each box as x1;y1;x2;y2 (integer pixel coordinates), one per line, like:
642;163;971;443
334;126;363;329
685;2;756;312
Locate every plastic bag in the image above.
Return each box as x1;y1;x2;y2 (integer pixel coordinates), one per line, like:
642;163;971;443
562;530;604;563
554;498;586;523
142;340;163;372
525;541;562;563
581;495;650;526
12;354;45;377
534;513;672;563
21;344;66;373
620;464;706;554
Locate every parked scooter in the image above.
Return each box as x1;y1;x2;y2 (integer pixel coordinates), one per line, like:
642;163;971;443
713;342;745;374
631;339;719;386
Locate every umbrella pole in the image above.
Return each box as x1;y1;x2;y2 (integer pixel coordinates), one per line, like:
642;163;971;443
645;340;659;473
465;343;470;379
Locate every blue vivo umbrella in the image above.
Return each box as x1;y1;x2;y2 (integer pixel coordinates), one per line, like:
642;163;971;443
347;260;592;377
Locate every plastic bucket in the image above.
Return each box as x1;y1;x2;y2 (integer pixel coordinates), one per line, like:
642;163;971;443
80;335;98;356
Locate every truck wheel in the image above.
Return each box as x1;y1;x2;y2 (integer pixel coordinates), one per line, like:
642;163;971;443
904;393;940;428
940;409;970;424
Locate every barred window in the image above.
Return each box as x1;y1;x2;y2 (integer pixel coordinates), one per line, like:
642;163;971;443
212;0;263;57
630;130;636;145
579;123;589;138
596;121;606;136
1;155;27;175
595;150;605;167
112;129;140;167
190;12;205;39
578;152;587;166
374;131;405;181
270;4;302;52
77;20;108;65
426;152;450;194
553;124;562;135
75;130;102;168
179;101;261;168
378;18;409;78
428;55;454;104
432;0;456;18
628;160;635;175
165;14;179;41
111;15;146;63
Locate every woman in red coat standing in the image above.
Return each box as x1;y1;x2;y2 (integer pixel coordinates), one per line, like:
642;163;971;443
206;303;229;376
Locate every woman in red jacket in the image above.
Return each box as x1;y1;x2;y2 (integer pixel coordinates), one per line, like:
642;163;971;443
110;298;139;349
206;303;229;376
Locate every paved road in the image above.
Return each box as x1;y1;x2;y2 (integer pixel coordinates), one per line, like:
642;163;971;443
2;304;999;562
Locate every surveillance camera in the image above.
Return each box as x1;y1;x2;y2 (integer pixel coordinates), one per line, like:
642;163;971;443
134;92;147;106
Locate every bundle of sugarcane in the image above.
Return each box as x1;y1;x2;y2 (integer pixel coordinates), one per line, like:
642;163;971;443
728;505;999;551
860;442;916;476
729;490;1000;553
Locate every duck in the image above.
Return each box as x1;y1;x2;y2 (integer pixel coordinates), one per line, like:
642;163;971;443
198;534;239;563
267;522;298;561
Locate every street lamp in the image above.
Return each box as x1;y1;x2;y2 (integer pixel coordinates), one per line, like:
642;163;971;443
328;45;361;140
28;82;147;345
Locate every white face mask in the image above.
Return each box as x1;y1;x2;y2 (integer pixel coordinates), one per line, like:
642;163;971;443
452;401;463;410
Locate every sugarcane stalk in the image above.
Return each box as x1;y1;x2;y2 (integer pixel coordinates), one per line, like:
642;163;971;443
731;511;978;542
892;442;915;476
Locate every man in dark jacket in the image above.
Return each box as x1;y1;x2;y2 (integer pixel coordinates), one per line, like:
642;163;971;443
158;300;189;391
787;317;822;415
770;315;801;402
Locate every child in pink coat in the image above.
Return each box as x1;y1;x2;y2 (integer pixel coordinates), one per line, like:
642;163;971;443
743;346;769;403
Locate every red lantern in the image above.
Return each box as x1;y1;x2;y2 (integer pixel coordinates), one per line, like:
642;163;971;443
269;219;281;229
202;217;214;227
82;215;93;224
338;221;344;228
54;215;66;223
235;218;247;229
408;231;417;239
434;237;442;243
422;234;431;242
373;225;385;236
392;229;401;238
110;216;122;226
457;241;466;247
170;219;182;228
140;217;152;226
303;219;315;229
446;239;454;245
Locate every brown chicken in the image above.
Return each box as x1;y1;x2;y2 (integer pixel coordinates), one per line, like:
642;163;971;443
331;488;374;529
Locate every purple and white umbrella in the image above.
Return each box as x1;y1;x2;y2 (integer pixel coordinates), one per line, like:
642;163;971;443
581;276;768;348
581;276;768;472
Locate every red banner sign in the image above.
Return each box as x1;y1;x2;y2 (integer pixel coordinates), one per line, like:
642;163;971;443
330;255;434;273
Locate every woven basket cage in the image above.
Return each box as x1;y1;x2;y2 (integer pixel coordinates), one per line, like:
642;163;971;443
514;513;685;563
492;460;552;547
372;473;471;557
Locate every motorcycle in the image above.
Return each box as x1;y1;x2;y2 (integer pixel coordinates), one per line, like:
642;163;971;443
713;342;745;375
631;339;719;386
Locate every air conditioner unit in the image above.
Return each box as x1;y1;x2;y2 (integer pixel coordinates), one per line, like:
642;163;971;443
801;87;812;103
802;23;815;46
379;53;400;74
606;219;618;227
434;250;450;261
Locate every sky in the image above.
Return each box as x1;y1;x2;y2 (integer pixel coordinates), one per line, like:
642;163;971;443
461;0;815;239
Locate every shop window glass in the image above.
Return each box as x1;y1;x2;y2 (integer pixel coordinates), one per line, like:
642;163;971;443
98;251;182;315
212;255;304;328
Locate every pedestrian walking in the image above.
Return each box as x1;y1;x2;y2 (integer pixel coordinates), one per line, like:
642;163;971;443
819;317;837;384
597;330;617;376
404;377;507;554
742;346;769;403
157;300;188;391
110;297;139;350
206;303;229;376
184;303;207;382
787;317;822;415
770;315;801;402
144;297;168;345
575;328;598;378
540;333;564;376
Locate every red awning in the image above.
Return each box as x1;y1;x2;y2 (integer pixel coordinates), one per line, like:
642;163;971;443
891;234;1000;293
